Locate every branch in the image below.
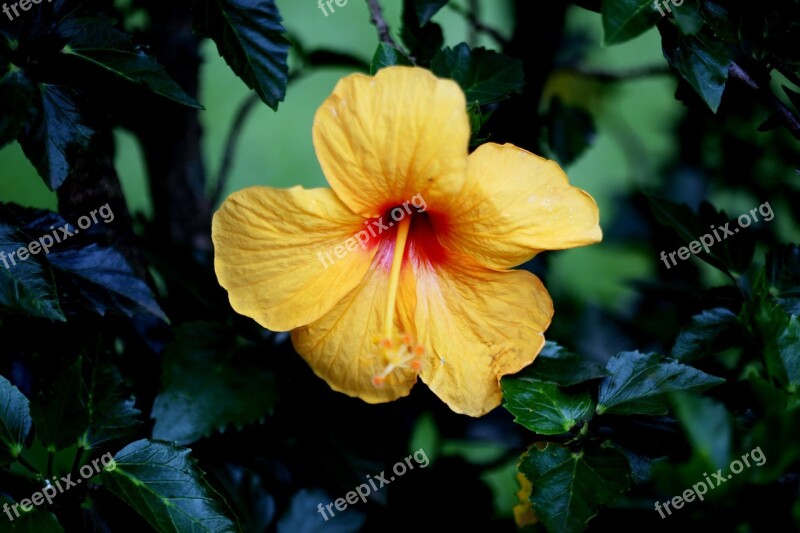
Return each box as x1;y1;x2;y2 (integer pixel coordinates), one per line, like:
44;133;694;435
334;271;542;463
558;64;671;82
211;93;260;207
729;62;800;141
366;0;402;50
447;2;509;47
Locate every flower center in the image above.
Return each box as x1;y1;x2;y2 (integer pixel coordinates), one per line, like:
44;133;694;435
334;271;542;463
371;215;424;387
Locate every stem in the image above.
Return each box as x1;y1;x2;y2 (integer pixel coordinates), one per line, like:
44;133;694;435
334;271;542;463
729;62;800;141
366;0;405;52
17;455;42;479
71;446;85;478
210;93;260;207
447;2;509;47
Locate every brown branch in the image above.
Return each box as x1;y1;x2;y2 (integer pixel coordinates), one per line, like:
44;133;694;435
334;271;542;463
729;62;800;141
447;2;509;47
366;0;402;50
211;93;260;207
559;64;672;83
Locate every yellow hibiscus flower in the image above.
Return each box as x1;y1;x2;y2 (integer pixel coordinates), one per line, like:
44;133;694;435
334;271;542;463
212;66;601;417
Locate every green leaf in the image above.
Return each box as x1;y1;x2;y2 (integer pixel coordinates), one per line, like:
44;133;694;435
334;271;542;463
519;444;630;533
767;244;800;315
80;363;142;450
662;29;732;112
102;439;239;533
370;43;413;74
49;244;167;321
30;357;88;452
672;0;704;35
401;0;444;63
596;351;724;415
414;0;449;25
767;312;800;390
672;393;731;469
0;208;65;321
646;195;755;275
193;0;290;110
0;495;64;532
17;85;94;190
151;322;277;445
0;65;37;149
544;98;596;167
502;379;593;435
60;20;200;108
0;376;32;466
517;342;609;387
671;307;738;360
277;489;365;533
431;44;524;105
602;0;661;45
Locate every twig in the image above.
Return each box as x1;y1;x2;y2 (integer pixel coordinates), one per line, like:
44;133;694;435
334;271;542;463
729;62;800;141
17;455;42;479
467;0;479;48
448;2;509;47
559;64;671;82
366;0;402;50
210;93;260;207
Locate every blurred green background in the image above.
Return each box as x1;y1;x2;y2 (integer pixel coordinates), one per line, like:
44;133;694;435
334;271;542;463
0;2;680;312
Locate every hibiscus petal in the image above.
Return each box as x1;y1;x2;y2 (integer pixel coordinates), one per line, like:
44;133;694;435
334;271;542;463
212;186;376;331
313;66;470;218
412;257;554;416
291;244;419;403
441;143;602;269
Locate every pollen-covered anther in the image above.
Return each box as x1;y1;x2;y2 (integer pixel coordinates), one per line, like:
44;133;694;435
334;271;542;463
370;332;424;387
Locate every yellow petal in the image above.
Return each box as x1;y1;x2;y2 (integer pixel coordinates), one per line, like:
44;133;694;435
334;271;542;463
212;186;376;331
412;258;554;416
441;143;602;269
291;245;419;403
313;66;470;218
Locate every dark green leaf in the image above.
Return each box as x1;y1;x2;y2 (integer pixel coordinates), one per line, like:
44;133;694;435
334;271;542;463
672;393;731;469
502;379;593;435
151;322;277;446
602;0;661;45
766;311;800;390
662;29;732;112
61;21;200;108
672;0;703;35
596;351;724;415
767;244;800;315
517;342;609;387
784;86;800;112
30;357;87;452
0;208;65;321
0;65;37;148
18;85;94;190
1;495;64;532
371;43;413;74
544;98;596;166
671;307;738;360
414;0;449;25
519;444;630;533
401;0;444;64
431;43;524;105
102;439;239;533
646;195;755;275
193;0;290;110
49;244;167;321
80;364;142;450
0;376;32;466
276;489;365;533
